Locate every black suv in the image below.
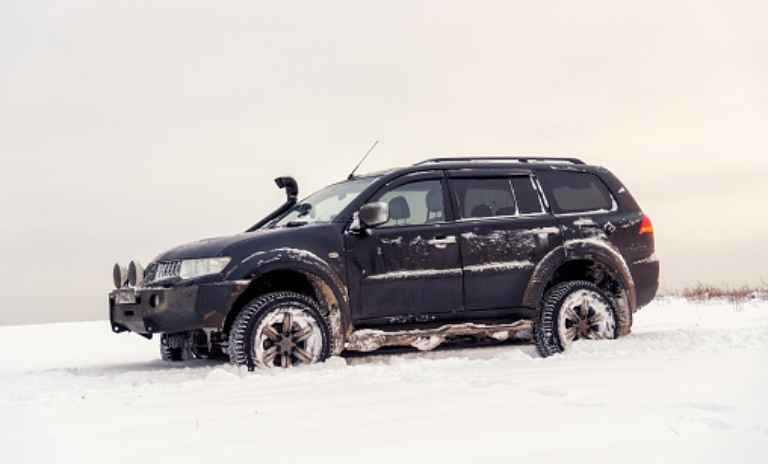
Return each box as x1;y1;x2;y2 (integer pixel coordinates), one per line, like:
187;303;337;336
109;157;658;368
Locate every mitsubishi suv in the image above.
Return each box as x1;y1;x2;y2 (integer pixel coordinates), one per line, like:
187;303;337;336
109;156;659;368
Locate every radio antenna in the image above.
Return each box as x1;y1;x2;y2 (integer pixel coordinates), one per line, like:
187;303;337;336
347;140;379;180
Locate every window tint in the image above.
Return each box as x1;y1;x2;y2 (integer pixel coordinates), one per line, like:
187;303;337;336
510;176;544;214
451;178;517;219
538;171;614;213
375;180;445;227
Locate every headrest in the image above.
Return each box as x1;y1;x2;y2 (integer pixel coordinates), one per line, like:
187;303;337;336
425;189;443;211
388;196;411;220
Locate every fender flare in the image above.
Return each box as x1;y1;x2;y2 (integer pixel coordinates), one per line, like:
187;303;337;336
230;248;351;355
523;238;637;335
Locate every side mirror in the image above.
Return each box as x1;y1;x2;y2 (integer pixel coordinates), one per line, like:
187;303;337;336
358;202;389;228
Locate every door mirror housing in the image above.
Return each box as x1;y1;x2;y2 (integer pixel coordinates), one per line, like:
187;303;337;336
358;202;389;228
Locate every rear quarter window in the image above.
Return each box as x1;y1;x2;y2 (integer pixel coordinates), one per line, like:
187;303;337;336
538;171;615;214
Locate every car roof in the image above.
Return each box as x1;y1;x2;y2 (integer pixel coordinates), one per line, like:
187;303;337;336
352;156;592;180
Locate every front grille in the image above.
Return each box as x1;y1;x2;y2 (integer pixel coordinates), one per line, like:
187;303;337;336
145;260;181;284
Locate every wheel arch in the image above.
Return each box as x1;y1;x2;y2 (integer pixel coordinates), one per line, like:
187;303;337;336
523;239;636;335
223;250;351;355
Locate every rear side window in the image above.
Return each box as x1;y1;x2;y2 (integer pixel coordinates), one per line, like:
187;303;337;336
451;178;516;218
538;171;614;214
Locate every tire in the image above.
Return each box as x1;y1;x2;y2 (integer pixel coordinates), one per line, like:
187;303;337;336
227;291;331;369
160;332;194;362
534;281;619;358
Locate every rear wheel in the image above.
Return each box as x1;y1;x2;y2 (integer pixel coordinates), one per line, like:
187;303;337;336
228;291;331;369
535;281;618;357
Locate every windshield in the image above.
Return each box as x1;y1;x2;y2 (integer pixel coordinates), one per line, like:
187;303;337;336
271;177;378;227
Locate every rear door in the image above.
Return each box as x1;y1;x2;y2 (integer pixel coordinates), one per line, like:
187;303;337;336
347;172;464;322
448;169;562;311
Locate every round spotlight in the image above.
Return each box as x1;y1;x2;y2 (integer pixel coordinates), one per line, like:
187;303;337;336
127;261;144;287
113;263;127;289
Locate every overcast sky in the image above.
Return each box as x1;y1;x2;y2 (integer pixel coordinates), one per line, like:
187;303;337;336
1;1;767;325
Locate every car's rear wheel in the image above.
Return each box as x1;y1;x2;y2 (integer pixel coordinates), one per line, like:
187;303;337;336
228;291;331;369
535;280;618;357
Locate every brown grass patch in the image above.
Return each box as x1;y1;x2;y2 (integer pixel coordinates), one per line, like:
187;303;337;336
663;283;768;303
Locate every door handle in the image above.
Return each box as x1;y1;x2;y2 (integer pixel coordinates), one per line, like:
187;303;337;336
427;235;456;249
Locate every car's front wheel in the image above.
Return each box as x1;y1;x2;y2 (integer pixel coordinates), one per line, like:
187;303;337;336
534;280;619;357
228;291;331;369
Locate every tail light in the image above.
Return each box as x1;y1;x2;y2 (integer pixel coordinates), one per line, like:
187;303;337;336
639;214;654;235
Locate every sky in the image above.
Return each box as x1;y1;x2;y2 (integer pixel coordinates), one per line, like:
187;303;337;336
1;1;767;325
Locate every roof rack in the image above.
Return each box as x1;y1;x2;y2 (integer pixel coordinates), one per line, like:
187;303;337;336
415;156;584;166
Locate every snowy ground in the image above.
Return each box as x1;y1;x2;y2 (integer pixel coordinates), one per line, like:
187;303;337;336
1;298;767;464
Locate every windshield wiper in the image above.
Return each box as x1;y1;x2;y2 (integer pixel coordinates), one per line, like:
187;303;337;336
285;220;309;227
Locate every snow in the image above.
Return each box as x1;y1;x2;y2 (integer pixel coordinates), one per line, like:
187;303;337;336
464;260;534;273
572;217;597;226
634;252;659;264
2;298;767;463
366;268;463;280
242;247;326;264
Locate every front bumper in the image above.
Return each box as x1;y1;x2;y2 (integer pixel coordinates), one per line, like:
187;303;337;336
109;281;249;335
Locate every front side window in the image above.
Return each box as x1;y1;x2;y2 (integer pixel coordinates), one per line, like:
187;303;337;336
374;179;445;227
451;178;517;219
272;177;378;227
537;171;614;214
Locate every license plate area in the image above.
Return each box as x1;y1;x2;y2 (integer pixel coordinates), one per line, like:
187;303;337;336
116;288;137;305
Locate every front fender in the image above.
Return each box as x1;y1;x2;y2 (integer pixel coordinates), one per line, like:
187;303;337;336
227;248;351;354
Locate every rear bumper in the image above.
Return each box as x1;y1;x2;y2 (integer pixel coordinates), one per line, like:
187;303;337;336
108;281;249;335
631;259;660;310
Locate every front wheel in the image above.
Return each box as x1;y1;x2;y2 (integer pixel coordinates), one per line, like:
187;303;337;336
228;291;331;369
534;281;619;358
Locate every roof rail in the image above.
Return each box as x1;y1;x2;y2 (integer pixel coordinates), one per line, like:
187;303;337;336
415;156;584;166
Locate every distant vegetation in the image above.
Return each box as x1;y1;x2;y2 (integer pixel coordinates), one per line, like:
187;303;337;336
662;283;768;303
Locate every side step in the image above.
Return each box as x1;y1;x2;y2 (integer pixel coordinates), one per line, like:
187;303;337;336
345;320;533;353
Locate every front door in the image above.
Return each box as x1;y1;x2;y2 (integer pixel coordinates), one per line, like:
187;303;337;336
347;174;463;322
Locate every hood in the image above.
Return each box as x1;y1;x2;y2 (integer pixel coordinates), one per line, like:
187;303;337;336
153;229;279;261
151;225;334;263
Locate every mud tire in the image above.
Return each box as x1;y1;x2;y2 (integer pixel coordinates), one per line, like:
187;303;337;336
160;332;194;362
534;280;619;358
227;291;331;369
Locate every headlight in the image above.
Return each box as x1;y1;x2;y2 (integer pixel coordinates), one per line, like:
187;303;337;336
179;257;231;280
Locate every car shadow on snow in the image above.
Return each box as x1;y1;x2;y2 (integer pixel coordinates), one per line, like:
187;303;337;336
39;337;540;377
44;358;224;377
